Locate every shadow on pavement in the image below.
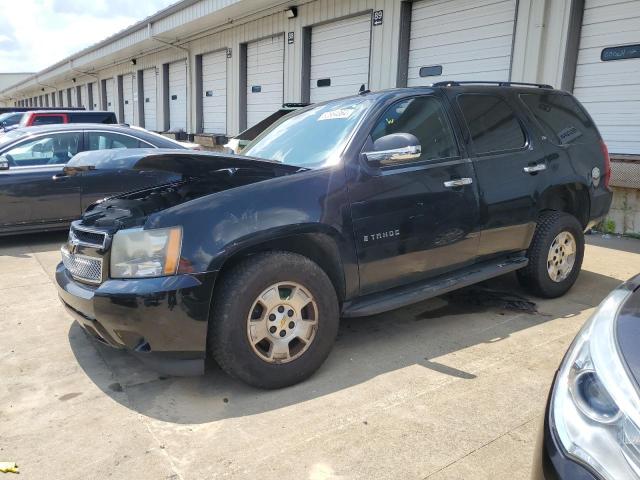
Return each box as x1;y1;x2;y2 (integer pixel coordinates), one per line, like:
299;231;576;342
68;268;623;425
0;230;68;255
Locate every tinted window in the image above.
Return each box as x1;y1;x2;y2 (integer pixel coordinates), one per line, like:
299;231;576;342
2;132;81;167
32;115;65;125
458;95;526;154
69;112;117;124
520;93;599;145
87;132;146;150
371;96;458;162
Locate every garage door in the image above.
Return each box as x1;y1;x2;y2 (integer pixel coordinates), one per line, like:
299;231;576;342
122;73;135;125
143;68;157;130
169;60;187;131
573;0;640;155
202;50;227;134
246;34;284;129
310;14;372;103
80;84;88;108
105;79;115;112
88;82;97;110
407;0;517;86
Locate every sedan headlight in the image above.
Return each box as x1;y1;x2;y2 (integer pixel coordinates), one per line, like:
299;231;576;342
110;227;182;278
552;288;640;479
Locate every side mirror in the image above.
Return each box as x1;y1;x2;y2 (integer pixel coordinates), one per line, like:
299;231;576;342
363;133;421;166
0;155;9;170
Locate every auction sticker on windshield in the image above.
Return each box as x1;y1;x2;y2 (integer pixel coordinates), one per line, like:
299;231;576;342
318;108;355;121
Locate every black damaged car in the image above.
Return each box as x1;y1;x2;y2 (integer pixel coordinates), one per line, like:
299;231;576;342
56;83;613;388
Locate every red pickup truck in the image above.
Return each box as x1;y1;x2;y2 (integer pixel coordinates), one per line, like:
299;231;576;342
19;110;117;127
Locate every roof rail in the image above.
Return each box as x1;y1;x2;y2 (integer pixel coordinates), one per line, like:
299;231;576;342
432;81;553;89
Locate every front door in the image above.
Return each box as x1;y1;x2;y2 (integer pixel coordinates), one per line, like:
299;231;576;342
0;131;83;228
347;95;481;295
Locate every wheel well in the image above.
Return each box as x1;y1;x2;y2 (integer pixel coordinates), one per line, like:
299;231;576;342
538;183;590;228
216;233;346;302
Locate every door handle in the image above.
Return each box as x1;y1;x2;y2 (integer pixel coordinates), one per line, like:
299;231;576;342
443;178;473;188
52;173;69;181
523;164;546;173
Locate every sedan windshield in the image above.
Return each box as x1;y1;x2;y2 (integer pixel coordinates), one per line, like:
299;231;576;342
243;97;373;169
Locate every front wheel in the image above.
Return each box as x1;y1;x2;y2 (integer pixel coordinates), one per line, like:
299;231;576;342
209;252;339;389
517;211;585;298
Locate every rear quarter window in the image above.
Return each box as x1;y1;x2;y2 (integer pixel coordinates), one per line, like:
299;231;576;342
519;93;599;146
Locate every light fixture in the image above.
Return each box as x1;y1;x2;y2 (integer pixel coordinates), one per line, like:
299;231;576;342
131;59;137;66
285;6;297;19
72;78;76;83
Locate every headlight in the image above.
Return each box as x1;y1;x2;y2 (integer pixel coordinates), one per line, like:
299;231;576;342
110;227;182;278
552;288;640;479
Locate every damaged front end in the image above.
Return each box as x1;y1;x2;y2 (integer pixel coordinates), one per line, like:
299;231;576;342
56;150;304;375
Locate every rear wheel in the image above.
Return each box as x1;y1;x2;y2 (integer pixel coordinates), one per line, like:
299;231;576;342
517;211;585;298
209;252;339;389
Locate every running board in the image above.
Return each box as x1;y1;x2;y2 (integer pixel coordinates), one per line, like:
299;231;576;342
341;256;529;318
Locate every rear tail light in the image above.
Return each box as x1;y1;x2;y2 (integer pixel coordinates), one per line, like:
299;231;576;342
600;139;611;189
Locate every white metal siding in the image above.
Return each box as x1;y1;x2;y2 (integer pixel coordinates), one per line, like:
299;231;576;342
574;0;640;155
310;14;372;103
169;60;187;131
246;34;284;129
202;50;227;133
122;73;135;125
143;68;157;130
105;78;115;112
407;0;517;86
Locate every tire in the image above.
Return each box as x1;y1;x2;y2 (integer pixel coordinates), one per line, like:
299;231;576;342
517;211;585;298
208;251;339;389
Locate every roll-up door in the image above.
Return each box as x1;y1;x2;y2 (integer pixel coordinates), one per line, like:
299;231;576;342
169;60;187;131
87;82;96;110
407;0;517;86
246;34;284;129
573;0;640;154
310;14;372;103
105;78;115;112
81;84;89;108
202;50;227;134
143;68;157;130
122;73;135;125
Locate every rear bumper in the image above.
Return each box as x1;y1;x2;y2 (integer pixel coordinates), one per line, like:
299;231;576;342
586;187;613;230
56;263;217;376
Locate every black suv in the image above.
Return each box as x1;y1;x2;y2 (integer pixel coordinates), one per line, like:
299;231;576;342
55;82;613;388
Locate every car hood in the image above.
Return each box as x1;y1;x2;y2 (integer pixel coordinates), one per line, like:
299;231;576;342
615;275;640;390
65;148;302;177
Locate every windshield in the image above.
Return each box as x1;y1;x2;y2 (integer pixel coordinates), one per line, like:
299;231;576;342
0;129;27;148
243;97;373;168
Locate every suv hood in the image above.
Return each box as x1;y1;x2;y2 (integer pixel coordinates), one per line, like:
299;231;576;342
77;150;304;230
66;148;301;177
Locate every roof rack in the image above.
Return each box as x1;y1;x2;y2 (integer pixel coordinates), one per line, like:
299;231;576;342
432;81;553;89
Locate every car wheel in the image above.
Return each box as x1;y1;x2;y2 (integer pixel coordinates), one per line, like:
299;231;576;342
517;211;585;298
209;251;339;389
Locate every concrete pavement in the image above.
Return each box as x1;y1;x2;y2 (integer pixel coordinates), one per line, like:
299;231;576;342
1;232;638;480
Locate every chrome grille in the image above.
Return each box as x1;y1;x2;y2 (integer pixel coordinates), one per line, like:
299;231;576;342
61;248;103;284
69;225;107;249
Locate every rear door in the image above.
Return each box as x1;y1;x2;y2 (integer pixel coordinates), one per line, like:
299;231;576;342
347;94;480;294
0;131;83;227
80;130;179;209
446;90;549;258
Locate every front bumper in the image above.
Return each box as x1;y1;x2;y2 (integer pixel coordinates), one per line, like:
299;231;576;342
56;262;217;376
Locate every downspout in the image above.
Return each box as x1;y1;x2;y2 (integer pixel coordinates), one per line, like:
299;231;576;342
149;22;193;134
